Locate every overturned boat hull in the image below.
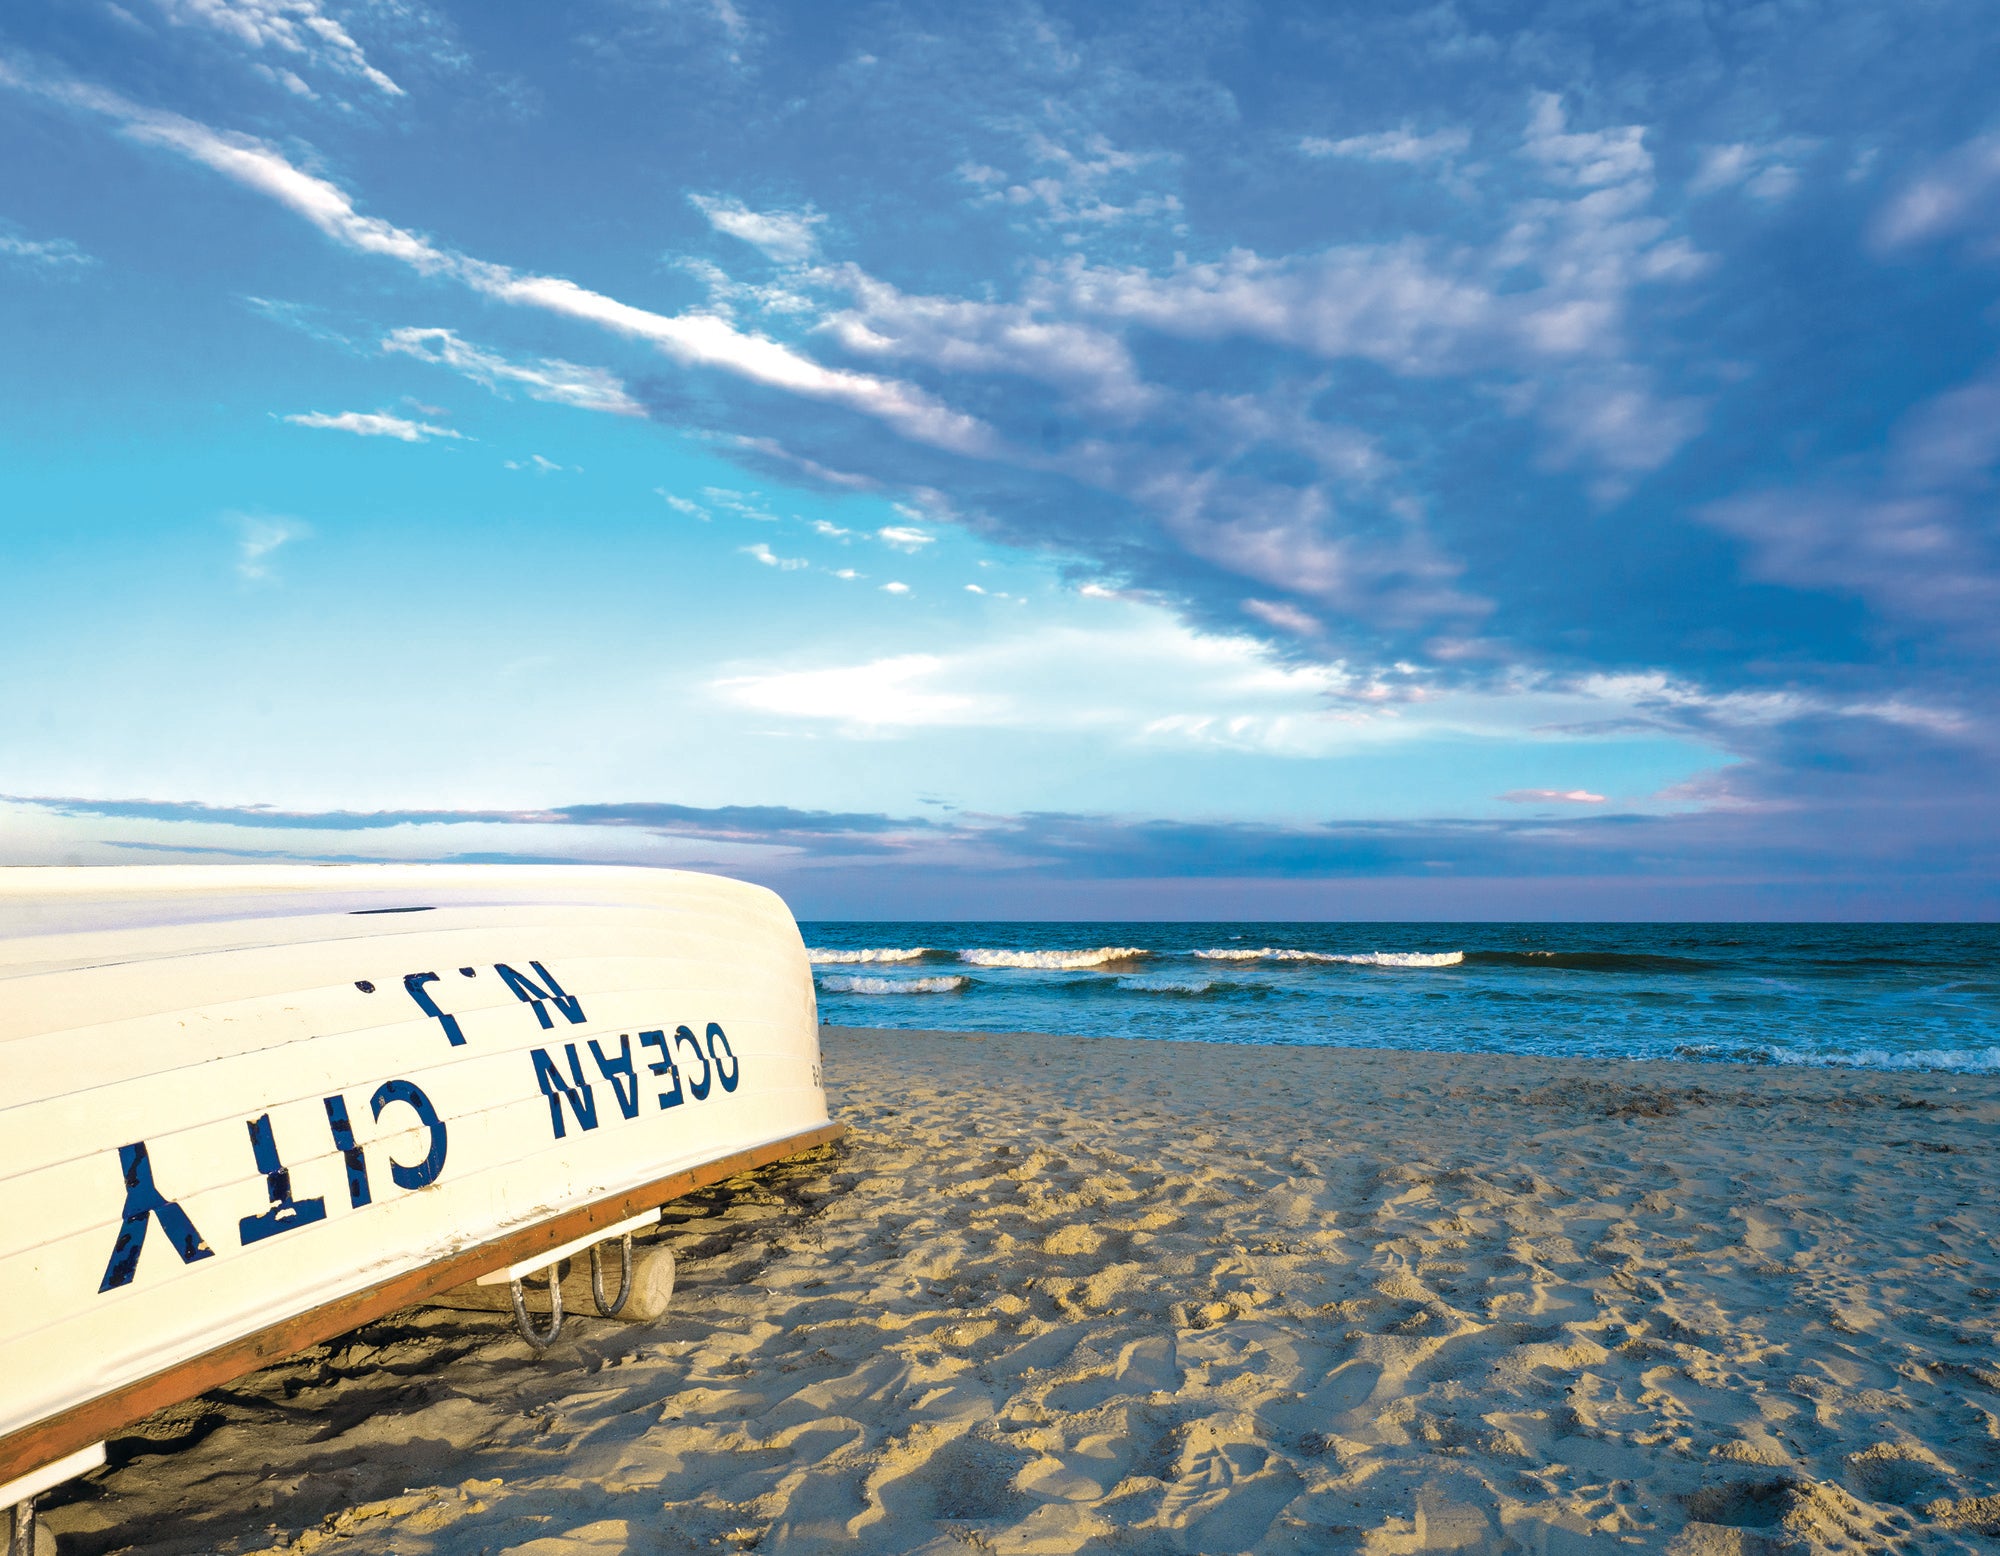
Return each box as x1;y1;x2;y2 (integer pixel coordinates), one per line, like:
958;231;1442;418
0;865;838;1490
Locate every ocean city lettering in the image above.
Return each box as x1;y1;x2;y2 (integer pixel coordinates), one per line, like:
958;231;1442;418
97;1078;446;1291
367;955;745;1141
97;959;743;1291
533;1023;741;1139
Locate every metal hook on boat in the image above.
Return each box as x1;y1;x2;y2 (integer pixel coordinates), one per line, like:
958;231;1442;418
508;1266;564;1350
590;1233;633;1317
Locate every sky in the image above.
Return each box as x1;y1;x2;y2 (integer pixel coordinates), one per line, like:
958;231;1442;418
1;0;1997;918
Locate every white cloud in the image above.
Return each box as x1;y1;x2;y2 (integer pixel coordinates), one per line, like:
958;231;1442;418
676;257;819;320
965;583;986;594
0;230;96;268
504;454;568;473
242;294;351;346
705;0;749;43
722;434;874;489
1517;364;1708;485
702;599;1902;765
689;194;824;263
709;610;1403;751
149;0;403;97
1690;140;1813;201
382;326;642;415
473;273;990;451
958;121;1184;233
1300;126;1470;165
1520;92;1648;188
1024;93;1706;491
810;519;852;538
252;62;317;98
741;542;807;570
283;409;459;441
0;71;992;455
876;525;934;550
659;491;710;518
880;580;911;594
818;264;1154;415
1874;133;2000;249
1701;365;2000;632
1567;670;1967;738
1501;788;1607;804
704;486;778;520
1242;598;1322;636
233;514;308;581
717;654;981;728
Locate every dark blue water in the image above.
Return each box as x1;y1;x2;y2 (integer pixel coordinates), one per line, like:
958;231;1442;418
801;923;2000;1072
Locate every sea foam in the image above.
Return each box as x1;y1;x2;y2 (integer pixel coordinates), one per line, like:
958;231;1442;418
959;947;1149;969
1116;975;1216;995
809;947;930;964
1194;948;1463;968
816;974;968;994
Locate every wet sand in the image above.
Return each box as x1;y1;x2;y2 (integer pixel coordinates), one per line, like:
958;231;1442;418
36;1026;2000;1555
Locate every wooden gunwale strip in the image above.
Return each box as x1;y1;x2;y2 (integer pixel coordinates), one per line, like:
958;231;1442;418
0;1121;844;1487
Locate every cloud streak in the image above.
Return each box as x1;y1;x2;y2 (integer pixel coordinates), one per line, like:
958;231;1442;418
233;515;307;581
0;62;992;456
1300;126;1469;165
0;228;95;268
691;194;824;263
382;327;642;415
9;789;1994;919
283;409;459;441
148;0;404;97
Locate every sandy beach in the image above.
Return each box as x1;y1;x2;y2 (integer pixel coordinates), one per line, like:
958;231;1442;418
36;1026;2000;1555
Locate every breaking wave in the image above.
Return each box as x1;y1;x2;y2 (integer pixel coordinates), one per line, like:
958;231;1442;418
1674;1041;2000;1074
1194;948;1463;968
959;946;1149;969
1116;975;1218;995
816;974;968;995
802;923;1993;1071
1774;1045;2000;1074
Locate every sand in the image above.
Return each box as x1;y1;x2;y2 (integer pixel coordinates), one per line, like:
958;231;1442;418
33;1026;2000;1555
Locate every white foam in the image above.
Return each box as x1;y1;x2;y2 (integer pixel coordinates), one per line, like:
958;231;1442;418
1116;975;1215;994
1193;947;1462;968
808;947;929;964
1769;1045;2000;1075
816;974;968;995
958;946;1149;970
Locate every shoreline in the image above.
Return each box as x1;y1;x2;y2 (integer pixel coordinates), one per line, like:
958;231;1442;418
834;1021;2000;1081
39;1025;2000;1554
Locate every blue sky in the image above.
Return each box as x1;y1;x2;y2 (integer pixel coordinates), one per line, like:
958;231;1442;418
2;0;1996;917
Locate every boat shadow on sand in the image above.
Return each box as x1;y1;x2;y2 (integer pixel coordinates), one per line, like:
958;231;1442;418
37;1143;855;1556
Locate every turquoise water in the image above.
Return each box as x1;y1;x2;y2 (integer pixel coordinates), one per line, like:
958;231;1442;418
802;922;2000;1073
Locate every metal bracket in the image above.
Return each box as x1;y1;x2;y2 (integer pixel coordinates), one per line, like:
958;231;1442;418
6;1498;35;1556
507;1266;564;1351
0;1442;105;1556
590;1234;633;1317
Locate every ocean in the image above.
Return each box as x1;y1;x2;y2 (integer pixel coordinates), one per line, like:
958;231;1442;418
801;922;2000;1073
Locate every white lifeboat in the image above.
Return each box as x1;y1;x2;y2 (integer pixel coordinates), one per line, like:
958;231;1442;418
0;864;839;1525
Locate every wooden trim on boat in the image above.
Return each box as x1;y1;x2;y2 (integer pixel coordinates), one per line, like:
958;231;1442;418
0;1121;845;1487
